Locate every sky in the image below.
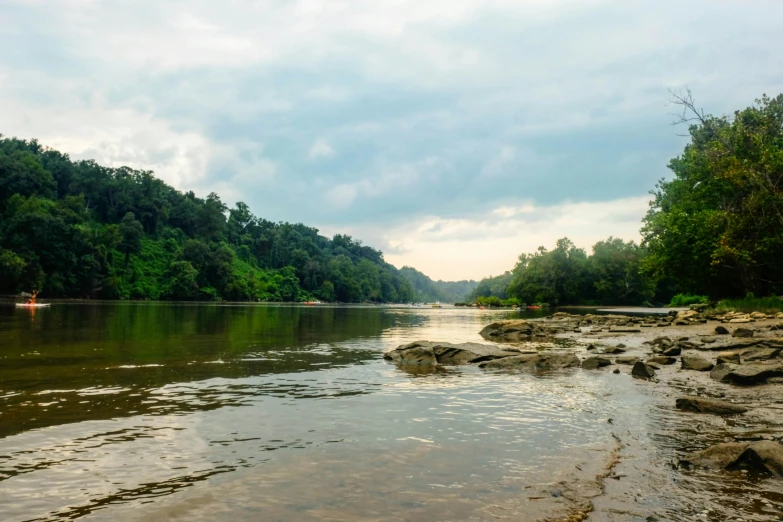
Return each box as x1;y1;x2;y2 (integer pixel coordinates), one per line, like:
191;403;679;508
2;0;783;281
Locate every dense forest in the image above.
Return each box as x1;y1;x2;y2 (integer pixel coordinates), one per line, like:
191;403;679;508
0;136;453;302
473;93;783;306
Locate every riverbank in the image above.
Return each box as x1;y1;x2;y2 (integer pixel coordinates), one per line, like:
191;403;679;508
383;309;783;520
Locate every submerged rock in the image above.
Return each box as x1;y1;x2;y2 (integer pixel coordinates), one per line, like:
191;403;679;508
682;441;783;478
675;397;748;415
478;352;581;371
632;361;656;379
681;355;714;371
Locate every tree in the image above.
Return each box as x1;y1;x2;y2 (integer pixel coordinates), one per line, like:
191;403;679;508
589;238;653;305
164;261;200;300
643;91;783;297
119;212;143;267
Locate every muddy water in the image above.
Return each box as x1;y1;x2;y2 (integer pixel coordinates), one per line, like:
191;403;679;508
0;303;780;521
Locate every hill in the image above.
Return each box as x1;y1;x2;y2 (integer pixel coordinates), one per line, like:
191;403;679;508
399;266;477;303
0;136;436;302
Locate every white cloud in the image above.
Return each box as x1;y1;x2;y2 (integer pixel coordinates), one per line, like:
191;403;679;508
320;195;650;280
308;138;334;159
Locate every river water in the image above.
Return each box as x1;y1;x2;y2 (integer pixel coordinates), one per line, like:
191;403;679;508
0;303;781;521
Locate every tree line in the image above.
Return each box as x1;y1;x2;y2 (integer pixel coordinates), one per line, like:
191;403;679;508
0;137;447;302
473;93;783;306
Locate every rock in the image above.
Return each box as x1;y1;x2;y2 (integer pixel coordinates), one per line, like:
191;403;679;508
742;346;781;362
712;362;783;385
715;326;730;335
750;311;767;320
662;346;682;356
677;336;689;341
717;351;742;364
610;328;641;333
616;356;639;365
674;320;689;326
647;356;676;366
478;352;581;371
777;312;783;320
479;320;535;341
632;361;656;379
700;336;718;344
710;363;736;382
681;355;714;371
586;344;596;351
613;368;620;374
681;442;751;469
603;346;627;354
384;341;521;366
616;343;627;348
675;397;748;415
676;310;699;321
682;441;783;478
383;341;437;365
729;317;752;323
431;342;522;365
582;356;613;370
732;327;754;338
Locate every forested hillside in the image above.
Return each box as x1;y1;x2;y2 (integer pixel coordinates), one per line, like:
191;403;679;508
398;266;477;303
473;93;783;307
0;137;418;302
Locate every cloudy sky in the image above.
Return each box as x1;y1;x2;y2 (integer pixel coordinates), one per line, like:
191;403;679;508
3;0;782;280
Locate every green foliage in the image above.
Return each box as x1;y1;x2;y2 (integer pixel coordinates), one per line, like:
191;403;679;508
643;93;783;298
0;137;418;303
715;295;783;313
668;293;709;307
472;237;655;306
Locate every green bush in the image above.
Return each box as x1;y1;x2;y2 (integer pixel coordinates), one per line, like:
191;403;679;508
668;293;709;307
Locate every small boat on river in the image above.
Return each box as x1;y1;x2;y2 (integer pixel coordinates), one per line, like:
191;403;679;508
16;303;51;308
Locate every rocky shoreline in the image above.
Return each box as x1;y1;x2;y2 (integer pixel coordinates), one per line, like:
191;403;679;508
383;309;783;520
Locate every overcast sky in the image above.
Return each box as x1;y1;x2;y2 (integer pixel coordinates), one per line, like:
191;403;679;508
3;0;782;281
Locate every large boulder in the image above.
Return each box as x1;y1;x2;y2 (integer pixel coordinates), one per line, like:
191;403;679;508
632;361;656;379
384;341;522;366
675;397;748;415
681;355;714;371
383;341;437;366
582;356;613;370
711;362;783;385
479;352;581;371
681;441;783;477
431;342;522;364
479;320;535;341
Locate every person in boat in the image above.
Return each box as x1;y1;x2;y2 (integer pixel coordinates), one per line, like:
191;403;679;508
26;291;38;305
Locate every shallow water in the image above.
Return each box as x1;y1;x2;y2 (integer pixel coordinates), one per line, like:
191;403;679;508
1;303;781;521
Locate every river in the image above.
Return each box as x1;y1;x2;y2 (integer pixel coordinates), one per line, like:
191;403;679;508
0;303;780;521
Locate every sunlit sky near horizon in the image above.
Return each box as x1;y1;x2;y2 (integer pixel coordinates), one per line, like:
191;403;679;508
3;0;783;281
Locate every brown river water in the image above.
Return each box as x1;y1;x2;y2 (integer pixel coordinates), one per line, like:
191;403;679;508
0;303;781;521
